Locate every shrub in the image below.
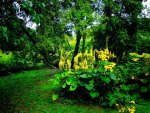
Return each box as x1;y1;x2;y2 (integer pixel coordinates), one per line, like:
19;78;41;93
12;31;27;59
0;49;44;75
0;50;14;72
51;49;150;113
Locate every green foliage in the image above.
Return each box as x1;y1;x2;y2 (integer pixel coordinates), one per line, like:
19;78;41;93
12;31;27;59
134;30;150;53
93;0;143;57
0;47;44;75
52;94;58;101
0;50;13;65
51;52;150;109
0;50;14;73
0;26;9;42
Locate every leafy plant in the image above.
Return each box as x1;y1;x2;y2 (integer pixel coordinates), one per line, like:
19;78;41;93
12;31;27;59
51;49;150;111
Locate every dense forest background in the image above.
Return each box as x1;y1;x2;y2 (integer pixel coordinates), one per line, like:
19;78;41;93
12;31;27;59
0;0;149;72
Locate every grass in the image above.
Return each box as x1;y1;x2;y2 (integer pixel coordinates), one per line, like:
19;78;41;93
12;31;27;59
0;69;149;113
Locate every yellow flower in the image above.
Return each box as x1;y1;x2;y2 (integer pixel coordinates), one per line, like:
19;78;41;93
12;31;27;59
142;53;150;58
99;50;103;54
119;107;125;113
115;103;119;107
59;61;64;69
74;65;79;70
83;59;88;65
131;76;135;79
99;53;107;60
77;53;82;58
104;65;109;70
111;52;116;58
129;53;139;57
95;48;113;60
130;101;135;104
81;64;85;69
104;65;113;72
90;48;93;56
111;62;116;67
132;58;139;62
84;65;88;70
104;48;109;54
74;56;78;64
128;107;136;113
84;50;88;56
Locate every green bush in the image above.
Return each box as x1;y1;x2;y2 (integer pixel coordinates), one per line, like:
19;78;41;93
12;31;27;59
0;50;13;64
0;49;44;75
51;62;139;106
0;50;14;72
123;53;150;97
51;50;150;112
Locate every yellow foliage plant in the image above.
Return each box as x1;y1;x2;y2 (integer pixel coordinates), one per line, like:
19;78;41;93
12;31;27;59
58;48;116;72
59;51;71;71
73;48;95;71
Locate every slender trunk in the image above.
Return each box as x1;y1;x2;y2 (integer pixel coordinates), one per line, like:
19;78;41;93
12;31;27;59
71;30;82;68
82;33;86;53
22;26;56;68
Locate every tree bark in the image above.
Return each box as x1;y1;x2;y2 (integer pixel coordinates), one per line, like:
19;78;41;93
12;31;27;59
82;33;86;53
71;30;82;68
22;26;57;68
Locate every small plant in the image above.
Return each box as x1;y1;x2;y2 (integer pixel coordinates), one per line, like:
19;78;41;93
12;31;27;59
116;100;136;113
0;49;14;65
0;49;14;72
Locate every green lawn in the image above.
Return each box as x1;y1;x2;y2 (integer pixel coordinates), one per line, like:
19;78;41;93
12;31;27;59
0;69;149;113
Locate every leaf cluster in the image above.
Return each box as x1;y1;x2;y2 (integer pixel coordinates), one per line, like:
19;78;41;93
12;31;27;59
51;52;150;108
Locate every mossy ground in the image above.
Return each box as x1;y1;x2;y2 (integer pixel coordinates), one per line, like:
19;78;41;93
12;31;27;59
0;69;149;113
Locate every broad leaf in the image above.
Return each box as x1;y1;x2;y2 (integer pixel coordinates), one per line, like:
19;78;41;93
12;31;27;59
69;85;77;91
141;87;148;93
62;83;66;88
110;74;117;80
100;76;110;84
66;80;71;85
85;83;94;90
90;91;99;98
52;94;58;101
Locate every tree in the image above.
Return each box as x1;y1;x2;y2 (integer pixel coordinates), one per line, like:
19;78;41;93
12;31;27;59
60;0;94;67
0;0;67;68
93;0;143;58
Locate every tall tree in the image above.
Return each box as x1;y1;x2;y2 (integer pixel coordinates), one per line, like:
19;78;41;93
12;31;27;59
60;0;94;67
1;0;67;67
93;0;143;58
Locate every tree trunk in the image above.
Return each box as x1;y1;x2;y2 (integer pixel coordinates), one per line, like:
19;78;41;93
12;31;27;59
82;33;86;53
22;26;56;68
71;30;82;68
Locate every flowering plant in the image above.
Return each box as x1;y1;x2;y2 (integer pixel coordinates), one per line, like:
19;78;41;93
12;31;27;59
51;49;150;111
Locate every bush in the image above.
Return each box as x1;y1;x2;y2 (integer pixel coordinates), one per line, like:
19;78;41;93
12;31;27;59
0;50;14;73
51;49;150;113
0;49;44;75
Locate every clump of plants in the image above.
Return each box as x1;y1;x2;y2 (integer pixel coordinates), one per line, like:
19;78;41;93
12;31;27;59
0;49;14;73
50;48;150;113
0;49;13;65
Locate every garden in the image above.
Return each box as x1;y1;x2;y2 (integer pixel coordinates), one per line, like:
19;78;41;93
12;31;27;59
0;0;150;113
